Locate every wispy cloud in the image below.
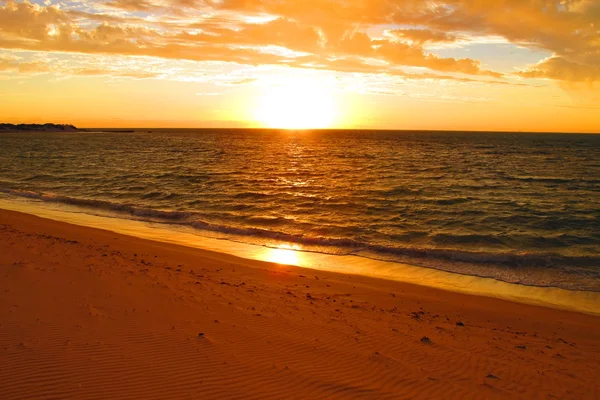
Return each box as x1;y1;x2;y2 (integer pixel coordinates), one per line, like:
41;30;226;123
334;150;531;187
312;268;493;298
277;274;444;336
0;0;598;84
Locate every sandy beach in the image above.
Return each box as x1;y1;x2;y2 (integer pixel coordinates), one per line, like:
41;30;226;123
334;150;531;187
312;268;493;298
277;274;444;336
1;208;599;399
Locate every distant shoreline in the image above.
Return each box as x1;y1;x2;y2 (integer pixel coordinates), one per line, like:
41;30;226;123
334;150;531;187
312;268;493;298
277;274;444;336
2;124;598;135
0;123;80;133
0;124;140;133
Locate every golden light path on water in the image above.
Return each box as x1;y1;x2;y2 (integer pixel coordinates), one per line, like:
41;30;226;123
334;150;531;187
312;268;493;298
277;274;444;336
1;196;599;316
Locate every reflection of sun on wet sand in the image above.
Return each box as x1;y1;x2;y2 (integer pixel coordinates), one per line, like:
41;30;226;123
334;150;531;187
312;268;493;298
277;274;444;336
262;244;302;265
1;208;600;399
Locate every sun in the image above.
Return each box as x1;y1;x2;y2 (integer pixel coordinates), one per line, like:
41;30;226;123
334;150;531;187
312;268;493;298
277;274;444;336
254;78;337;129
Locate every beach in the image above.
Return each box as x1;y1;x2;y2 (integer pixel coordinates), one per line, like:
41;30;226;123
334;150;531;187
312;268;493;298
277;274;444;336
3;0;600;398
1;208;599;399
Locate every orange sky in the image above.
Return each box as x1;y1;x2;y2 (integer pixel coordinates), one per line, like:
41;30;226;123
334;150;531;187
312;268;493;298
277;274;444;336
0;0;599;132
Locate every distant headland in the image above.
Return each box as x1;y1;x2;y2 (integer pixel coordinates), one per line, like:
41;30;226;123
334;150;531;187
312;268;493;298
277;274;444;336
0;123;80;132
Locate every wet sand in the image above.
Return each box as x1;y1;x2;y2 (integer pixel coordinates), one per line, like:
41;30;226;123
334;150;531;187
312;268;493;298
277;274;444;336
1;208;599;399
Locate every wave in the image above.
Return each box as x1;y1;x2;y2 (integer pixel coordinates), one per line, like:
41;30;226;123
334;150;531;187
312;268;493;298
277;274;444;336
233;192;272;199
426;197;474;205
0;188;193;221
2;188;600;275
142;191;163;199
21;174;60;182
383;187;422;196
501;175;600;184
141;191;183;201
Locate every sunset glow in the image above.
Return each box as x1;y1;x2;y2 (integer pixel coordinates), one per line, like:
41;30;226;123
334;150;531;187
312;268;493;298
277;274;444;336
1;2;600;397
255;79;337;129
0;1;599;132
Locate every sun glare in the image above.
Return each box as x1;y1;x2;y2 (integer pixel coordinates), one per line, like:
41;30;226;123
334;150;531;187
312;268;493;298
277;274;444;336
262;244;302;265
254;78;337;129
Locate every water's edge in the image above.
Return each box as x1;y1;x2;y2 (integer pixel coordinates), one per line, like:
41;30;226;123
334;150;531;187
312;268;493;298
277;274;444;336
2;187;598;292
1;195;598;315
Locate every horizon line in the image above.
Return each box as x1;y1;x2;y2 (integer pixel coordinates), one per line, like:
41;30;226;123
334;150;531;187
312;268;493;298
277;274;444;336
3;123;599;135
82;127;600;135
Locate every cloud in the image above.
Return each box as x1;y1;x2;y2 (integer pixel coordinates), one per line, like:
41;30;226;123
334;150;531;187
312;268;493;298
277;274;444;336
554;104;600;110
518;56;600;82
0;57;50;74
0;0;598;82
0;51;162;78
389;29;458;44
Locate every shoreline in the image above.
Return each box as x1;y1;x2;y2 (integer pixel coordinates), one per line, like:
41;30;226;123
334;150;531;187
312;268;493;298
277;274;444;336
1;207;599;399
1;197;599;315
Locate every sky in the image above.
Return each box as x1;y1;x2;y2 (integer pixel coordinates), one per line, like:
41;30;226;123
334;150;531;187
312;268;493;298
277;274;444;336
0;0;599;132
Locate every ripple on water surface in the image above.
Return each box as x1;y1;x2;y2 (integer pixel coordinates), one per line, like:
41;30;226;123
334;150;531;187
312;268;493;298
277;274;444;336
0;129;599;291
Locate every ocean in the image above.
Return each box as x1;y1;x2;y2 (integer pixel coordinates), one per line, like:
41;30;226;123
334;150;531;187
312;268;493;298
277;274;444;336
1;129;599;291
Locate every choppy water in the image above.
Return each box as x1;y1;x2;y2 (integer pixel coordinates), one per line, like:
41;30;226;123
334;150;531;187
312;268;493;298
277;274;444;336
1;129;599;291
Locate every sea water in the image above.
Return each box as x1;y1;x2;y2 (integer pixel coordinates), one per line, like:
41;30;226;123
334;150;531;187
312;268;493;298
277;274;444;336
1;129;598;291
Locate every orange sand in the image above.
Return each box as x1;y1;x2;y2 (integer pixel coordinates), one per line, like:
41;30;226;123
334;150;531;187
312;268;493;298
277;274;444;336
1;209;599;399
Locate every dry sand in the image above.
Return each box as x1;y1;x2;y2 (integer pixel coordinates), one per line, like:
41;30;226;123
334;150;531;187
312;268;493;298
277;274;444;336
1;208;599;399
